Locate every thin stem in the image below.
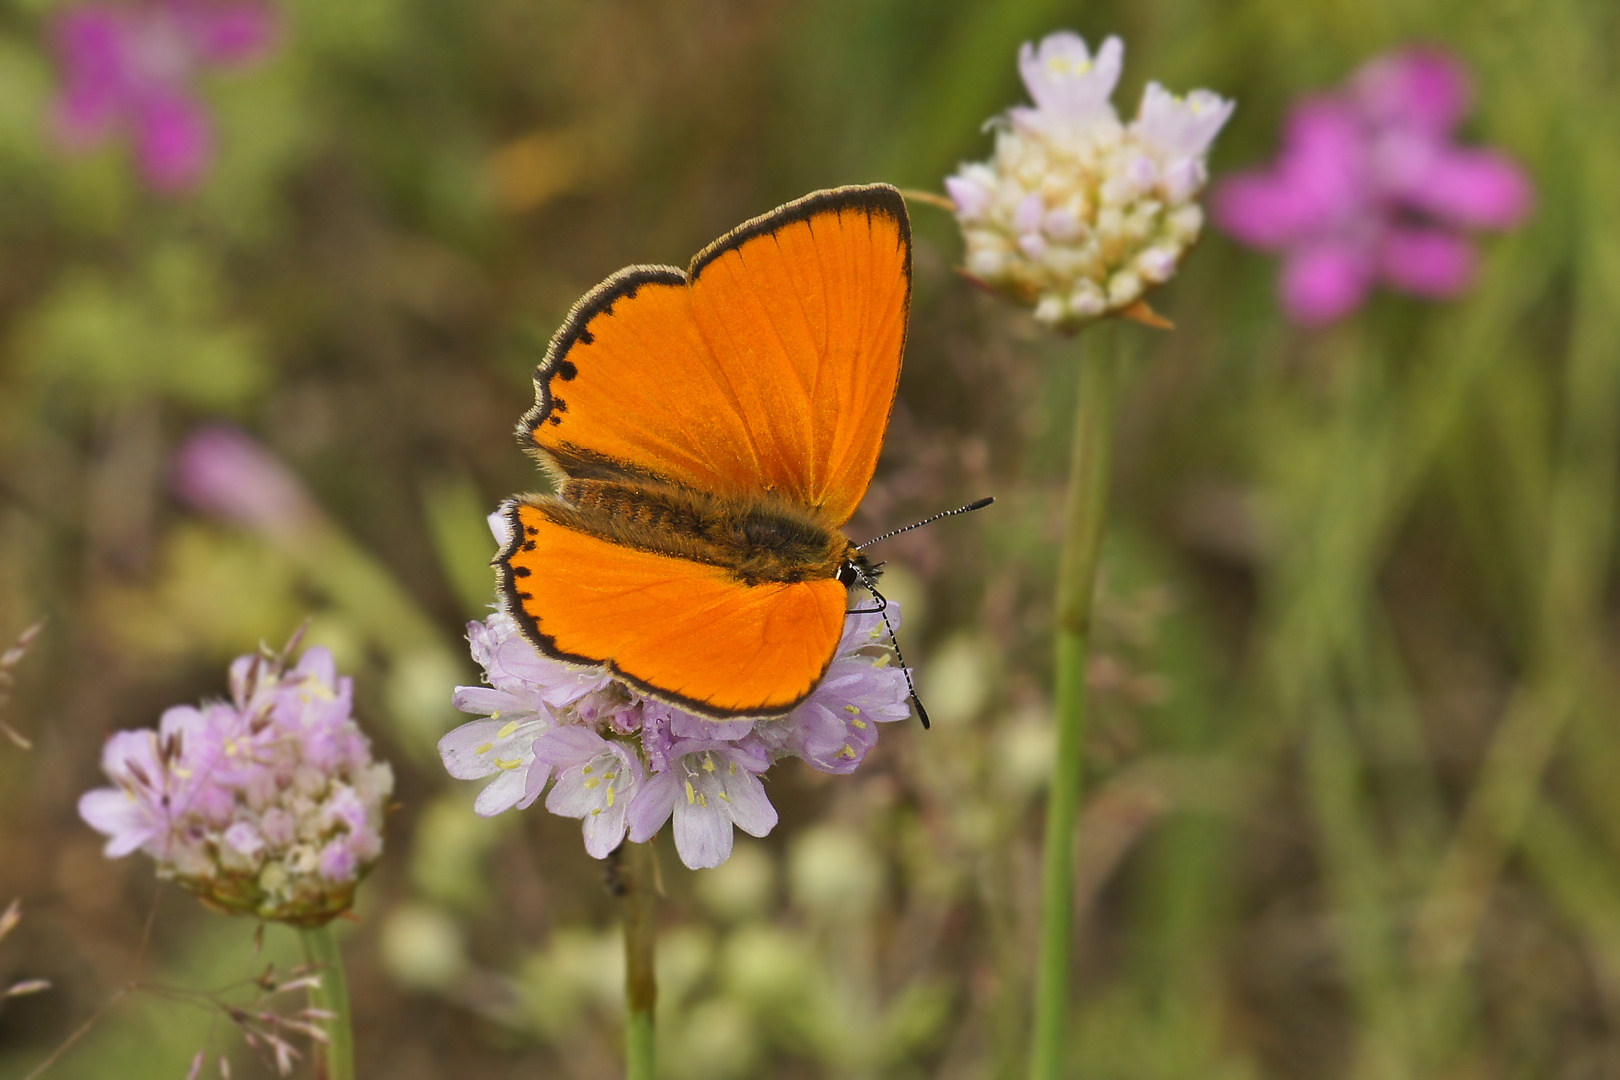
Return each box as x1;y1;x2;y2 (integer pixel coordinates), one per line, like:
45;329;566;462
622;840;659;1080
300;924;355;1080
1030;322;1120;1080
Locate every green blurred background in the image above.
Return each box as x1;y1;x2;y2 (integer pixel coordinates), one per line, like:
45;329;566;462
2;0;1617;1076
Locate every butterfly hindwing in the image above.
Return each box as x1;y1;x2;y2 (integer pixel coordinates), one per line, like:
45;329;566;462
523;184;911;527
500;500;849;716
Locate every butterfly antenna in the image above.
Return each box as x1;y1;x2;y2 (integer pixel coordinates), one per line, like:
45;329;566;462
850;565;931;730
857;496;994;549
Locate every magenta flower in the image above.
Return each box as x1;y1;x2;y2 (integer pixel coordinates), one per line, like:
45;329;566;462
50;0;279;194
1215;47;1533;325
80;641;393;926
439;511;915;870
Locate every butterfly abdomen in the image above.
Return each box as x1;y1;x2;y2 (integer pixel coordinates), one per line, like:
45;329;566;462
540;479;852;587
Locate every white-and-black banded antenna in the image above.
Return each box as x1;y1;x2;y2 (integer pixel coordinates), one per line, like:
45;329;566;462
857;496;994;549
848;563;931;730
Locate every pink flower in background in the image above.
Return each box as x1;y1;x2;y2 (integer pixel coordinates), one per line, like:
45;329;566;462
50;0;279;194
173;424;322;540
1214;47;1533;325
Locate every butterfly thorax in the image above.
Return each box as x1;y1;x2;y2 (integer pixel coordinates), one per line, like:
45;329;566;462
541;478;857;587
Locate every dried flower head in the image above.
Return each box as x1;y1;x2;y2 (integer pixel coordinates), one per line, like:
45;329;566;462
440;512;913;870
1214;47;1533;325
0;619;45;750
80;639;393;926
946;31;1233;329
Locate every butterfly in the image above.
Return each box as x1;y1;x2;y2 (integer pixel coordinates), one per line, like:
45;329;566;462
495;184;913;719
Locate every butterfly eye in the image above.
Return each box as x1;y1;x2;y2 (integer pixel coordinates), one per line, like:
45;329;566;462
836;561;861;587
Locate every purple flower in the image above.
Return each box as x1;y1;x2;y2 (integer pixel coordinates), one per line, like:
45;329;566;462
627;737;776;870
534;727;646;859
1214;47;1533;325
79;642;393;926
50;0;278;194
441;542;917;869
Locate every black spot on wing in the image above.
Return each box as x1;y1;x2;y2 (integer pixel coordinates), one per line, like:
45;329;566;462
688;183;912;282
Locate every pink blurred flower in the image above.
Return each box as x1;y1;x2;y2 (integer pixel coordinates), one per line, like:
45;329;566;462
1214;47;1533;325
50;0;279;194
172;424;322;540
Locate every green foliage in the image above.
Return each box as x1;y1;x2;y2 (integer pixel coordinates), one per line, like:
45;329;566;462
4;0;1620;1076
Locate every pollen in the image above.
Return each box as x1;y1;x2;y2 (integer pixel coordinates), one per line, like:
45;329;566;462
496;720;521;740
702;755;717;773
844;704;861;714
495;756;523;770
583;777;600;790
838;744;857;759
852;718;868;729
685;779;696;805
606;786;615;807
475;742;494;755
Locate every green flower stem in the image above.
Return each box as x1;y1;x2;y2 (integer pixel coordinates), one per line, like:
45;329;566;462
1030;321;1119;1080
623;840;659;1080
300;924;355;1080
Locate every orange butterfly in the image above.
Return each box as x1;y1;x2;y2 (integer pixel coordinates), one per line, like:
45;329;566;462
496;185;913;719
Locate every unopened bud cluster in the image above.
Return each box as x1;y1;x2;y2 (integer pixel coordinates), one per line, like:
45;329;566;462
947;32;1233;329
80;644;392;926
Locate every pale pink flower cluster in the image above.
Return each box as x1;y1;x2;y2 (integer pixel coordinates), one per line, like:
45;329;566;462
440;512;913;870
80;645;393;926
947;31;1233;328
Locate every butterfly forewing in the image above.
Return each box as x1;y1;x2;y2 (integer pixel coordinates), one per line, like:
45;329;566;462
686;186;911;525
523;185;911;524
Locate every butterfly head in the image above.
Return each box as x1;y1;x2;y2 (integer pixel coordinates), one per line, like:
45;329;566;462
837;550;882;590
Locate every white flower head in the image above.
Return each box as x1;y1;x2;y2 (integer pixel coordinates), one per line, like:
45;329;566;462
947;31;1234;329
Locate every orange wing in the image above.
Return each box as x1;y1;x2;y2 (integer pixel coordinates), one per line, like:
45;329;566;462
501;502;849;716
522;185;911;527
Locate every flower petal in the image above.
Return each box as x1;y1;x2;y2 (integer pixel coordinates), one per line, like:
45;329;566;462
472;767;532;817
1279;240;1376;325
438;719;511;779
1379;227;1478;297
719;770;778;838
626;772;679;843
672;799;735;870
1353;47;1472;135
1400;148;1533;230
134;91;213;194
1018;32;1123;122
